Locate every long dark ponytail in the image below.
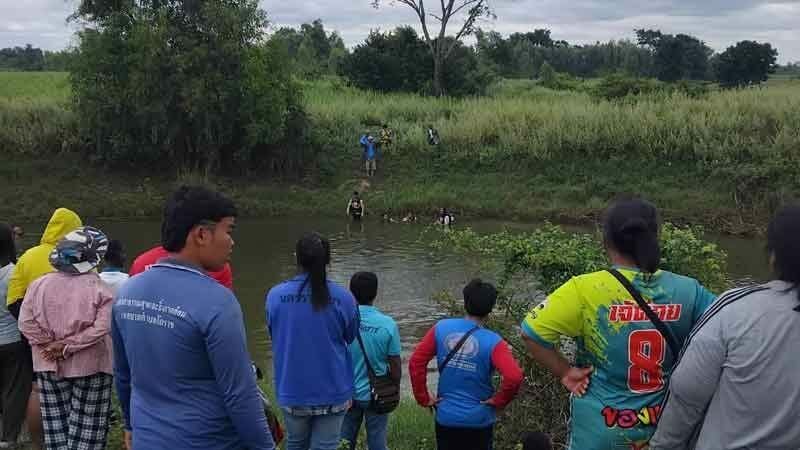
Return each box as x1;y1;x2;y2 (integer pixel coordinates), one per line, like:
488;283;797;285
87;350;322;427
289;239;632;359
767;204;800;310
603;198;661;274
296;232;332;311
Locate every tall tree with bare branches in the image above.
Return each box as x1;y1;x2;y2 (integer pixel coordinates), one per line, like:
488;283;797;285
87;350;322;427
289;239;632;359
371;0;493;95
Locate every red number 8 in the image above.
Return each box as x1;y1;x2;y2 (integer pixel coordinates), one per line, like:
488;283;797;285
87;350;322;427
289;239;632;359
628;329;665;393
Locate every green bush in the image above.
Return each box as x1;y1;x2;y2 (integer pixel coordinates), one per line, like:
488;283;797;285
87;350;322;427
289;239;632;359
432;223;728;447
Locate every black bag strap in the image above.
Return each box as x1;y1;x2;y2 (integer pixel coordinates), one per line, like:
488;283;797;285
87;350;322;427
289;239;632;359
607;269;681;358
354;307;379;382
439;326;480;373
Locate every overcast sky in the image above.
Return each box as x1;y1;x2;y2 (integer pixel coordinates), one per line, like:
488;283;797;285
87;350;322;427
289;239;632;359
2;0;798;63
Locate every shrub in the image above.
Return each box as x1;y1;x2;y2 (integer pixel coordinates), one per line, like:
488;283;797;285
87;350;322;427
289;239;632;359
432;223;728;447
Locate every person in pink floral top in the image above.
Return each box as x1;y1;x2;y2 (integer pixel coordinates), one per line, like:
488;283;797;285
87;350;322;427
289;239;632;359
18;226;113;450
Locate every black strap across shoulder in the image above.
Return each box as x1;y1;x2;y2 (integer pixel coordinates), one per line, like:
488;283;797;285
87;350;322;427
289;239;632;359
438;326;480;373
607;269;681;358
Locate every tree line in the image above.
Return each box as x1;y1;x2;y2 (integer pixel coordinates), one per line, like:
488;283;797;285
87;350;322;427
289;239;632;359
0;45;74;71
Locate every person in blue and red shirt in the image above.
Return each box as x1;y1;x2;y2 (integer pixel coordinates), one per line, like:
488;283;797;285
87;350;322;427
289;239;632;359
409;279;523;450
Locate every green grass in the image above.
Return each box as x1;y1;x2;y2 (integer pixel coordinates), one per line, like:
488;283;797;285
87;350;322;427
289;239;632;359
2;72;800;234
0;71;70;101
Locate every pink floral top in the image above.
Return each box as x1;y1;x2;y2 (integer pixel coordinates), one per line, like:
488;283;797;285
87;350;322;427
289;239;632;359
18;272;114;377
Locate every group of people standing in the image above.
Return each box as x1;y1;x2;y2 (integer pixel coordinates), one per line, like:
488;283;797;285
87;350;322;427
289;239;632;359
1;186;799;450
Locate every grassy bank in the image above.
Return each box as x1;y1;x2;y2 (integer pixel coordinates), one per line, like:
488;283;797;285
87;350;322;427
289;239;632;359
2;72;800;234
101;398;436;450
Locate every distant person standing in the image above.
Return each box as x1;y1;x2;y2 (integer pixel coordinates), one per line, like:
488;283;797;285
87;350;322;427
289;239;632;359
266;233;359;450
437;208;455;226
340;272;401;450
18;226;113;450
99;239;129;294
112;186;275;450
378;124;393;152
347;192;365;221
360;134;378;177
11;225;25;255
409;279;524;450
0;223;31;448
426;125;440;146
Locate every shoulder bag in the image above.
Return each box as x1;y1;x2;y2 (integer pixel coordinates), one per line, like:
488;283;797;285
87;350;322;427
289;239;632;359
355;322;401;414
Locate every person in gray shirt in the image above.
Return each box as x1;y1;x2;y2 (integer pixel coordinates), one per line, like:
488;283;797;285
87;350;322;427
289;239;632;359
651;204;800;450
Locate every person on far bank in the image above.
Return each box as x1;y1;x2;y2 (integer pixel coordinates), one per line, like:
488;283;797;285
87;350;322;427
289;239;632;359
426;125;440;146
112;186;275;450
99;239;129;294
409;279;523;450
520;198;717;450
18;227;114;450
360;134;378;177
0;224;31;448
6;207;82;450
340;272;401;450
650;204;800;450
266;233;359;450
347;192;365;221
378;124;393;152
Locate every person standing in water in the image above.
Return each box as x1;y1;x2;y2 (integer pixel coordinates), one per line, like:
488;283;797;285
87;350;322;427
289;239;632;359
266;233;359;450
347;192;365;221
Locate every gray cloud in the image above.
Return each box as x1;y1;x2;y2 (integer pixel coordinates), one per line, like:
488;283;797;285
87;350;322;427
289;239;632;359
1;0;798;62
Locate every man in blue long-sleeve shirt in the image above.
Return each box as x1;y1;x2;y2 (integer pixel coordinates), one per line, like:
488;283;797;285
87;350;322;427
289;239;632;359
112;186;275;450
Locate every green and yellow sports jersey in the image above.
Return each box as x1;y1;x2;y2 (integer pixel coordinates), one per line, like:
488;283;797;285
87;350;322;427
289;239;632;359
521;267;716;450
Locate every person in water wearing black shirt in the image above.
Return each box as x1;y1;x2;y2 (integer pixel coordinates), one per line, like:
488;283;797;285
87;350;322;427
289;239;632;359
347;192;365;221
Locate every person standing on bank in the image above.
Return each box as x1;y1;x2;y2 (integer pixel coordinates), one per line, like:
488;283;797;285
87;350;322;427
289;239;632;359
0;224;31;448
266;233;359;450
409;279;523;450
520;198;717;450
18;227;113;450
112;186;275;450
99;239;129;294
650;204;800;450
340;272;401;450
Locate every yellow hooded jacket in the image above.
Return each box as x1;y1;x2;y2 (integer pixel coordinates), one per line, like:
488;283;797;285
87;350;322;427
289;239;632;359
6;208;82;306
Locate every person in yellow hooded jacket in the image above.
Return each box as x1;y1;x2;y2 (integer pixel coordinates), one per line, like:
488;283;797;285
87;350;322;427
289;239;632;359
5;207;81;450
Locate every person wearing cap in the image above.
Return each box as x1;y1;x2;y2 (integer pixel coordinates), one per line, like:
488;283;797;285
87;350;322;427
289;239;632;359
18;226;114;450
6;207;82;450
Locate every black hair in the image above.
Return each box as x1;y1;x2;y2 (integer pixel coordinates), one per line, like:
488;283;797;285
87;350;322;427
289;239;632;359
767;204;800;309
105;239;126;269
297;232;332;311
350;272;378;305
0;223;17;266
463;278;497;317
603;198;661;274
161;186;237;252
353;191;359;197
522;432;553;450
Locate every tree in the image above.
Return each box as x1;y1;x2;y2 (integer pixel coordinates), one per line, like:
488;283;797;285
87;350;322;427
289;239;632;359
71;0;306;174
0;44;45;71
635;29;712;82
714;41;778;88
370;0;494;96
342;26;493;95
268;19;348;78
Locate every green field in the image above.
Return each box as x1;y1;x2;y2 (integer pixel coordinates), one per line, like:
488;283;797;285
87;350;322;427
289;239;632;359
2;71;800;234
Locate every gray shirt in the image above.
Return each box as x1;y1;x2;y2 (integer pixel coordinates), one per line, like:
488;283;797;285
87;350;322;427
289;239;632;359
0;263;21;345
651;281;800;450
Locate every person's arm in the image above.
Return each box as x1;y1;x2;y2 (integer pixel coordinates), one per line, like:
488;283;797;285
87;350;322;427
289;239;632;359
111;308;133;433
342;294;359;345
6;259;27;319
361;201;366;217
409;327;437;407
650;315;726;450
387;321;402;385
521;278;593;395
485;340;523;409
17;284;55;345
61;287;114;356
207;298;275;450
